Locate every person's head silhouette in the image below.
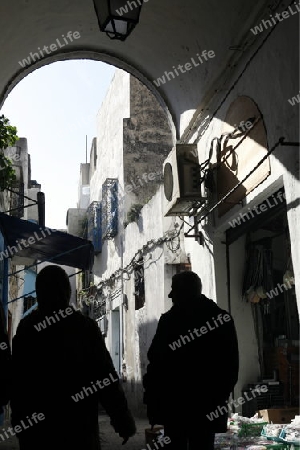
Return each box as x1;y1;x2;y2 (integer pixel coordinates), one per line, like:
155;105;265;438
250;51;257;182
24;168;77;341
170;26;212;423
168;271;202;305
36;265;71;313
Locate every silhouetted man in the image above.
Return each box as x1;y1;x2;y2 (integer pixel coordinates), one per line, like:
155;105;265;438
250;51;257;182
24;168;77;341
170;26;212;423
143;271;239;450
11;265;136;450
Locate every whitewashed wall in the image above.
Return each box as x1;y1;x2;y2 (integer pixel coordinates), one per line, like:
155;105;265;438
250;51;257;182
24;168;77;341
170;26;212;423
180;15;299;404
8;138;30;337
89;69;130;286
122;186;186;414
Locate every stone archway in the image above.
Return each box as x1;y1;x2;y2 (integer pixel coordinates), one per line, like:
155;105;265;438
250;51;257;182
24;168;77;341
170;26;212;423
0;0;273;139
0;49;177;145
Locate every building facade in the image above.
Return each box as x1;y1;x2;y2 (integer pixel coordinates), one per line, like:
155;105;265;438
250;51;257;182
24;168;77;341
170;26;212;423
67;70;190;414
0;139;43;342
69;38;299;415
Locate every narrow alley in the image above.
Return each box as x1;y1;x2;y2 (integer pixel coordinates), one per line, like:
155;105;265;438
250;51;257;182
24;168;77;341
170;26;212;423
0;1;299;449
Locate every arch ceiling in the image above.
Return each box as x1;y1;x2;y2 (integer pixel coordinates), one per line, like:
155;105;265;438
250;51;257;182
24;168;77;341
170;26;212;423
0;0;278;137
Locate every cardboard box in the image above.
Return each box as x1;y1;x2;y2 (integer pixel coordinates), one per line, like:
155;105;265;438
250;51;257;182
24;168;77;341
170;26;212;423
258;408;299;424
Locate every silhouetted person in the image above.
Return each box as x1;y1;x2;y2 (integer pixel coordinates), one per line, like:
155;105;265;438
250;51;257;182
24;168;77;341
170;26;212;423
11;265;136;450
143;271;239;450
0;301;11;423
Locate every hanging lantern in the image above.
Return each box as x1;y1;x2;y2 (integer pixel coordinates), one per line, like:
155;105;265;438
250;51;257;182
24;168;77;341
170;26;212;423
92;0;143;41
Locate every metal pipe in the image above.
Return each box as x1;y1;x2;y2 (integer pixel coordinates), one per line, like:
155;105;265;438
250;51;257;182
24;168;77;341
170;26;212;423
226;236;231;315
2;258;8;318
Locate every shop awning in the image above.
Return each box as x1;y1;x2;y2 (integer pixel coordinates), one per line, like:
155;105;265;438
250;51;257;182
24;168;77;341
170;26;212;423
0;213;94;270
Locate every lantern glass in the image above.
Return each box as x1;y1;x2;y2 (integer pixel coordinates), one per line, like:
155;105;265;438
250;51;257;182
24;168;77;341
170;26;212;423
93;0;142;40
105;19;127;35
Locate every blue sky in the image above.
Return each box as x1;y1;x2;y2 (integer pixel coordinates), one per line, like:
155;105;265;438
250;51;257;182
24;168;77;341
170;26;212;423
1;60;116;229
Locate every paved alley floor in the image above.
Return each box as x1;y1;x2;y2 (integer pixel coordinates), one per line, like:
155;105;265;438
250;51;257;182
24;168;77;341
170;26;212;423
0;413;150;450
99;414;151;450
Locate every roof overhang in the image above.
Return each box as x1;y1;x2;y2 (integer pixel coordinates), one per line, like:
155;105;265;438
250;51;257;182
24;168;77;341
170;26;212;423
0;213;94;270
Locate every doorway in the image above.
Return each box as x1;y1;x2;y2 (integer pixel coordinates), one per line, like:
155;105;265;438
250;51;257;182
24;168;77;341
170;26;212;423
111;308;120;374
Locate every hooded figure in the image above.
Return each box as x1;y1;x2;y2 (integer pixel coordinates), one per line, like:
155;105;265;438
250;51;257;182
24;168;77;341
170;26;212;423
11;265;136;450
143;271;239;450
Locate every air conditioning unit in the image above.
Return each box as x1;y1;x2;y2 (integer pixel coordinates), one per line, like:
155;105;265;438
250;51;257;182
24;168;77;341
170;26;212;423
163;144;208;216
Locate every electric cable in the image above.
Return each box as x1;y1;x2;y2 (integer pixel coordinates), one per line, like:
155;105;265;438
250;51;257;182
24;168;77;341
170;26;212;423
78;222;184;296
185;137;287;236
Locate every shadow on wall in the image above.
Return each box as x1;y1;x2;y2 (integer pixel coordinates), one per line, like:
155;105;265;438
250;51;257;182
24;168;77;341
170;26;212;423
96;238;108;275
95;231;124;278
122;318;159;418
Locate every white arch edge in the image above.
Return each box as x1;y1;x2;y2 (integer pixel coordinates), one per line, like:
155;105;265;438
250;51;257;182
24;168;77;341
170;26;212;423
0;49;178;144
